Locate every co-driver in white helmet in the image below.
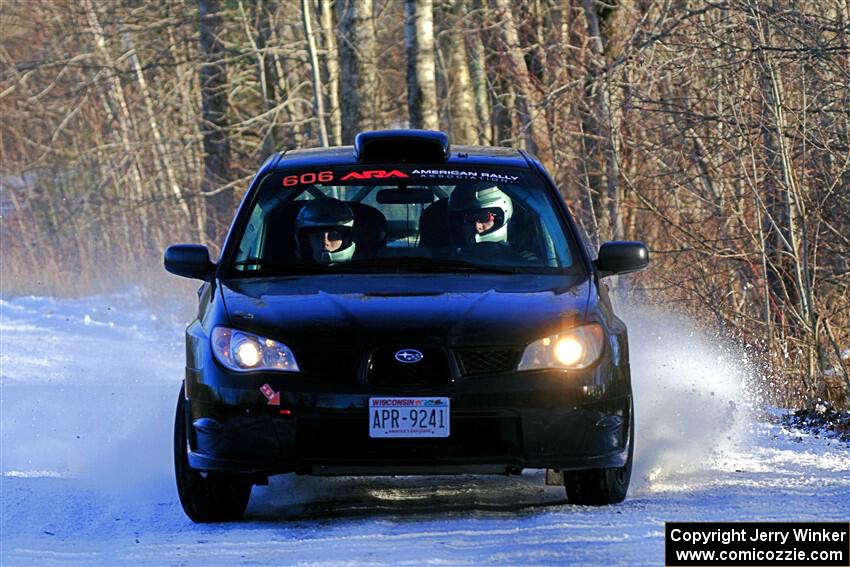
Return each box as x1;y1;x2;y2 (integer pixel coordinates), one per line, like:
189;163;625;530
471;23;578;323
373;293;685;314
448;183;514;247
448;183;540;263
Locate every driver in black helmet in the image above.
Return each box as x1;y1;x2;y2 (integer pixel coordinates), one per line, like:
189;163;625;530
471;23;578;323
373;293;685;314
294;198;356;265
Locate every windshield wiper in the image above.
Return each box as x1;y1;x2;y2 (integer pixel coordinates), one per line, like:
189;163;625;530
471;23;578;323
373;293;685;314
344;257;521;274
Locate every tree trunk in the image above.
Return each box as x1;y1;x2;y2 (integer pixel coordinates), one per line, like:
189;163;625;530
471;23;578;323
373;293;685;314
81;0;145;205
582;0;623;241
320;0;343;146
166;20;207;242
445;0;477;143
338;0;377;143
269;16;305;149
491;0;546;156
198;0;233;245
466;0;492;144
303;0;329;146
745;2;819;398
577;107;602;248
751;5;818;396
251;0;282;159
120;30;191;221
405;0;439;130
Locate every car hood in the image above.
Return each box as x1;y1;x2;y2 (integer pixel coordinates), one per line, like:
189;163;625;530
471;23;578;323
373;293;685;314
220;274;590;347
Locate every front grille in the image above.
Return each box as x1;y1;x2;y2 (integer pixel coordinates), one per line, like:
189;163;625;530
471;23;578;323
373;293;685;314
455;348;519;375
367;346;451;388
294;348;362;378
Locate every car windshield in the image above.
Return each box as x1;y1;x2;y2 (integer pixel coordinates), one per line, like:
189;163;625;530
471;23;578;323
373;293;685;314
225;165;584;276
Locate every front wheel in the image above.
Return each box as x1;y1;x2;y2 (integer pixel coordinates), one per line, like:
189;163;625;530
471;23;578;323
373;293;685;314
564;406;634;505
174;384;252;522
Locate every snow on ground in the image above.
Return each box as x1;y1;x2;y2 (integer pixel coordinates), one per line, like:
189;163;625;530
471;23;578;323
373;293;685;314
1;291;848;566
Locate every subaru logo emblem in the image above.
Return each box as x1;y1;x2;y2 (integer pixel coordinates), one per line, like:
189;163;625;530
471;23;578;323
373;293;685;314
394;349;424;364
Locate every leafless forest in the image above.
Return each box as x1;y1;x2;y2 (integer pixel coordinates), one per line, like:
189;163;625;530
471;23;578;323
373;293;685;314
1;0;848;407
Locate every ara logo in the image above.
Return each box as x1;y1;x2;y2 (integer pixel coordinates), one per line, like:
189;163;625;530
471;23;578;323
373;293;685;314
394;349;424;364
340;169;409;181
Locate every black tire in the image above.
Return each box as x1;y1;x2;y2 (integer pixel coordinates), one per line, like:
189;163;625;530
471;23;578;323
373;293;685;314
564;405;634;505
174;384;252;522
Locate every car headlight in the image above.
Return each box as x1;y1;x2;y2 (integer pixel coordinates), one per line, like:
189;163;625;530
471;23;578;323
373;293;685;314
517;323;604;371
211;327;299;372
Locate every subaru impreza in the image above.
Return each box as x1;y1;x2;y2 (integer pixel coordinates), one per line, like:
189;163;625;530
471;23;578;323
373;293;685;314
165;130;649;522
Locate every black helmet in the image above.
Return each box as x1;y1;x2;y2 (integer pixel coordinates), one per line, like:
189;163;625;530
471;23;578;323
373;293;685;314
294;198;356;264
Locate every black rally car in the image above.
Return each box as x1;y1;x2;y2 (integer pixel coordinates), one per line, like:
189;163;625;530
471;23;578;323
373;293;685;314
165;130;648;522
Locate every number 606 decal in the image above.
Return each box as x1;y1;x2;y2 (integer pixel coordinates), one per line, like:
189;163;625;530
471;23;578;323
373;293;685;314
282;171;333;187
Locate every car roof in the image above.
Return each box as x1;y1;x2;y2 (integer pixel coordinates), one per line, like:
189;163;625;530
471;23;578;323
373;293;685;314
273;144;532;171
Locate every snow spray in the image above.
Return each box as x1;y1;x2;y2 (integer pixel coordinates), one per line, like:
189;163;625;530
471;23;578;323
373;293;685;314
620;304;755;492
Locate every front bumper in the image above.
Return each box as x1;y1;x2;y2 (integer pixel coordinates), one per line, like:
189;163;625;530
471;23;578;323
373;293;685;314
183;360;632;476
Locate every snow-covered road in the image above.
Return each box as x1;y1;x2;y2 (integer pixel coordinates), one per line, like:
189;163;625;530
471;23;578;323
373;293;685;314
1;291;847;566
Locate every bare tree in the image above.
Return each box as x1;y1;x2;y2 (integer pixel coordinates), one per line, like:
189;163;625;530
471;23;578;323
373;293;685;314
243;0;283;160
405;0;439;130
338;0;378;142
198;0;233;244
443;0;478;143
320;0;343;146
490;0;547;155
465;0;492;144
303;0;330;146
120;30;191;221
81;0;146;206
580;0;623;242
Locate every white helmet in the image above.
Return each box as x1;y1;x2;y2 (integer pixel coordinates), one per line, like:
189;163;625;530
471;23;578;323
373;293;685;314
448;183;513;245
294;198;356;264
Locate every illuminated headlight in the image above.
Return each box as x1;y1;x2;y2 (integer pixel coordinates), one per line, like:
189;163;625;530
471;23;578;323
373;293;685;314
517;324;604;371
211;327;299;372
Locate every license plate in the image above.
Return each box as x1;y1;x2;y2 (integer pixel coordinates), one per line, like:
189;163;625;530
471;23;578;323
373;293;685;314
369;397;450;438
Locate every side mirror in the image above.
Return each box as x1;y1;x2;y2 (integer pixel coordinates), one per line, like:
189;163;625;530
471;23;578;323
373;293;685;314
164;244;215;280
594;241;649;278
